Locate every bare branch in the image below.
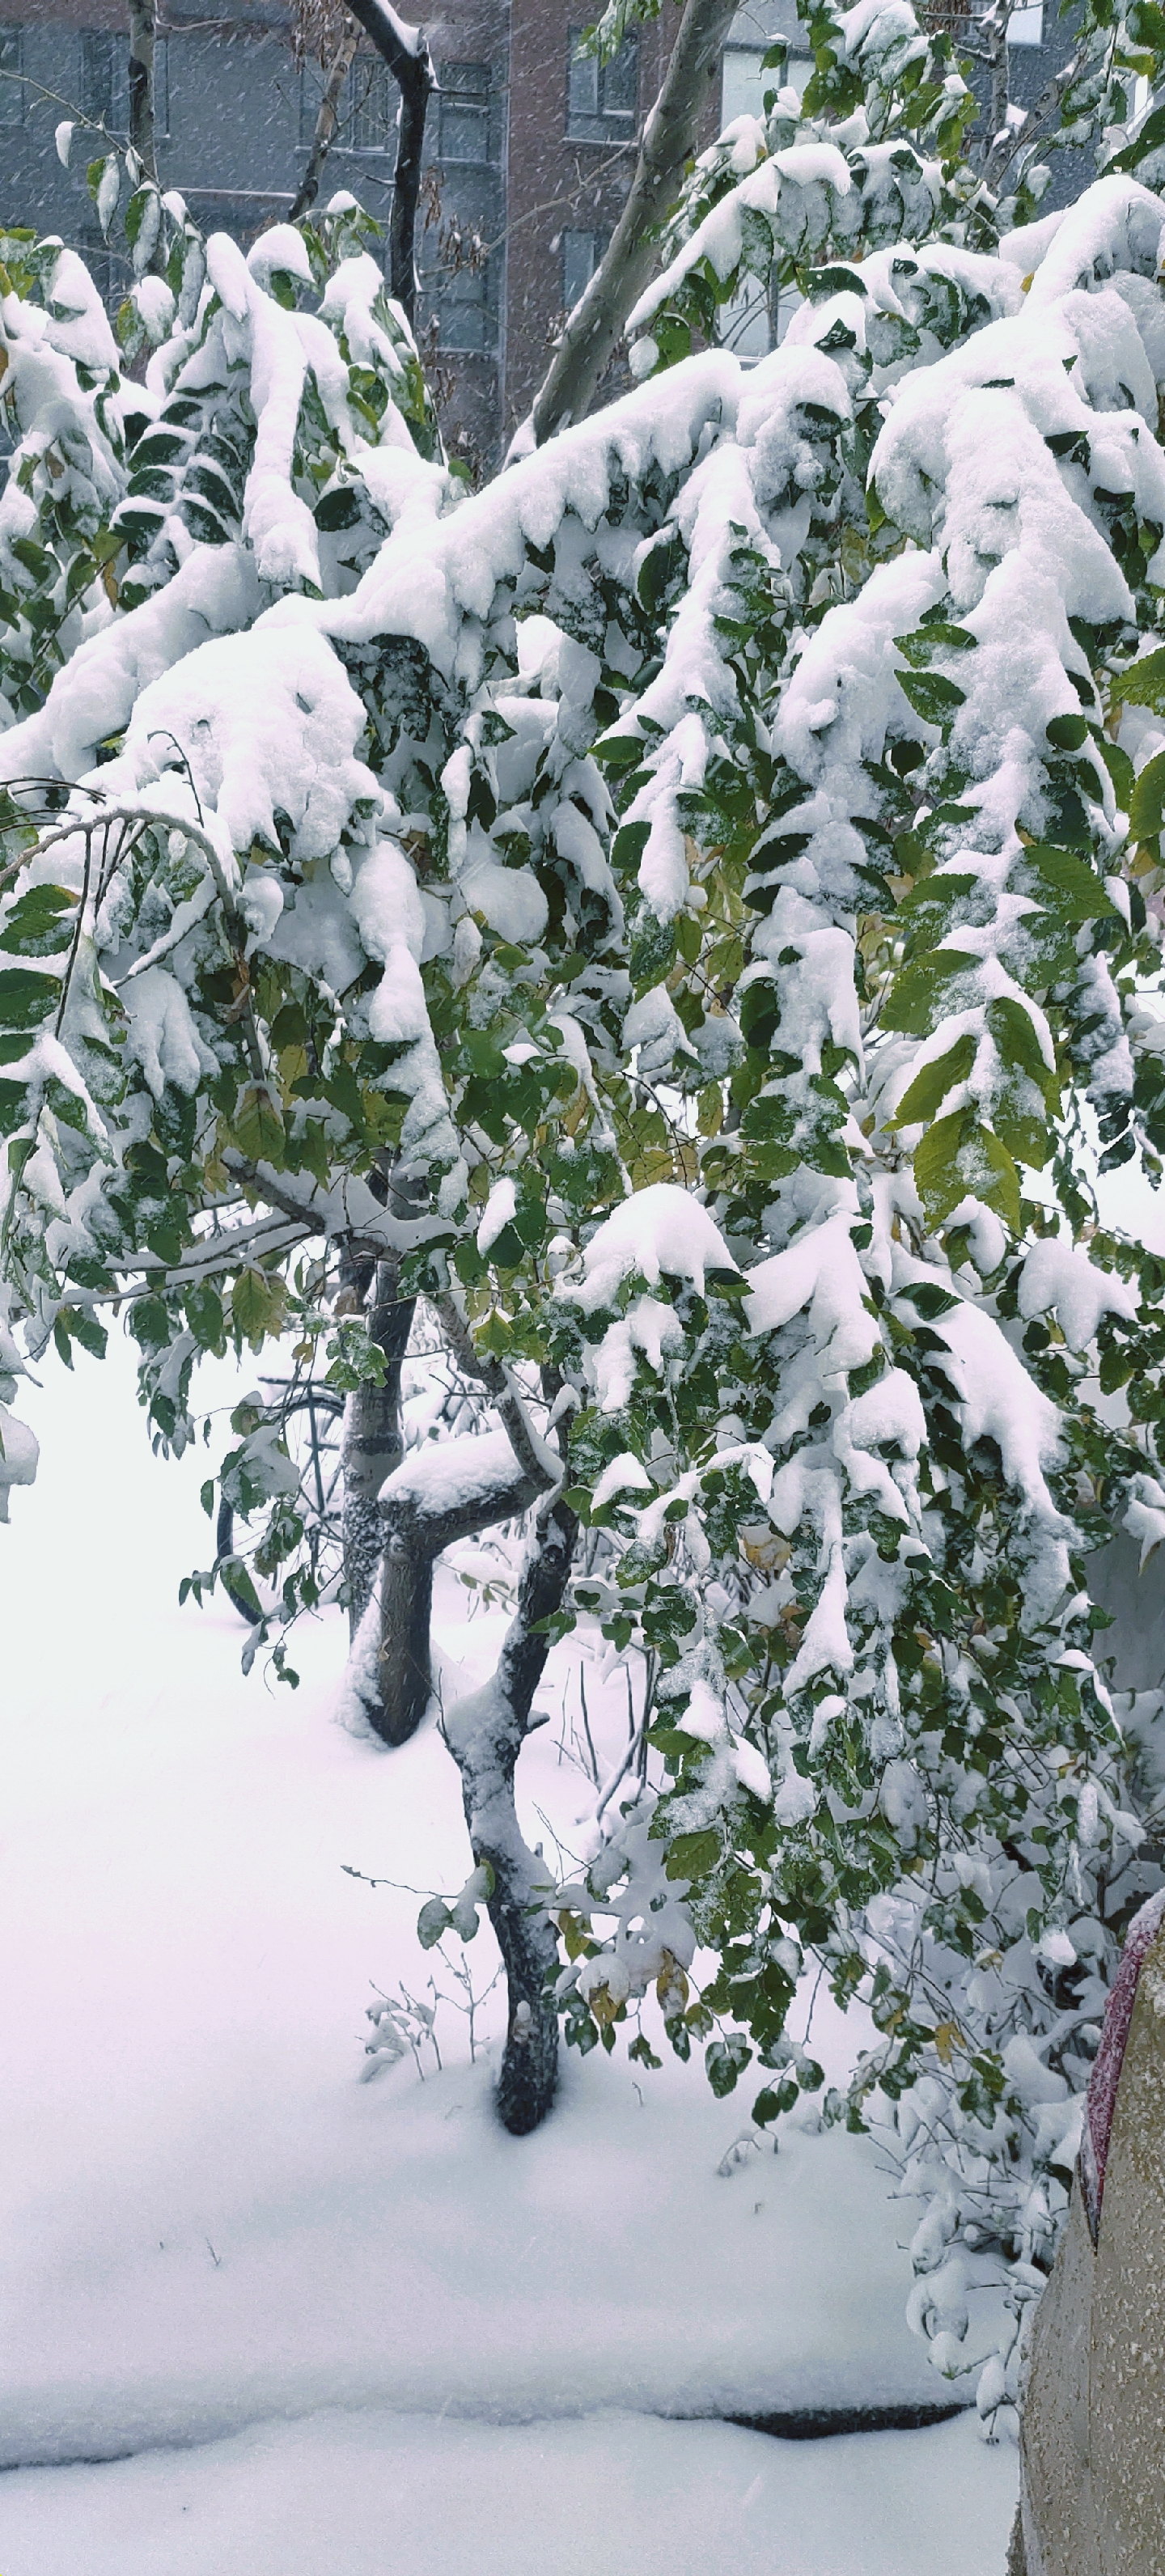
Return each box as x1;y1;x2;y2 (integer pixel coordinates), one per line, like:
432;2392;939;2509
981;44;1083;192
342;0;436;322
290;23;361;223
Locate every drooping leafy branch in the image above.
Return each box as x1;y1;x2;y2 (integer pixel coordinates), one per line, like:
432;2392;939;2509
4;0;1165;2397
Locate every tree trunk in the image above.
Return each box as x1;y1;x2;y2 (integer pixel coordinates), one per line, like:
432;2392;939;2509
290;23;360;224
343;0;436;325
988;14;1010;167
443;1493;578;2135
128;0;157;182
361;1433;553;1745
528;0;739;447
341;1254;414;1638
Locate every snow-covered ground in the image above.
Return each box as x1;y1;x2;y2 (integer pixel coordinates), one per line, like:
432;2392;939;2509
1;1332;1018;2572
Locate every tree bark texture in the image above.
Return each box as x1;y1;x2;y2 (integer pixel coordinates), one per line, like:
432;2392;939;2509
341;1254;414;1640
366;1445;549;1748
128;0;157;181
350;1299;561;1751
443;1493;579;2135
290;24;361;223
343;0;435;324
529;0;739;447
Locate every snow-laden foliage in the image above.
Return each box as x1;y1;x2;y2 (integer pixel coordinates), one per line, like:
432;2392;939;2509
5;2;1165;2410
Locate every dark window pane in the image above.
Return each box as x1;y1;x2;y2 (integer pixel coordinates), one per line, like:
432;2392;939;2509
566;26;638;139
422;252;493;354
439;58;489;95
567;32;599;120
442;101;488;159
562;228;598;311
350;59;393;150
603;36;638;117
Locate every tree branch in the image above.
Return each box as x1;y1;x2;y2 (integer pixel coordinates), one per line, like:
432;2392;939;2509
528;0;740;447
290;23;360;223
981;44;1083;193
379;1453;548;1559
433;1291;561;1495
128;0;158;184
342;0;436;322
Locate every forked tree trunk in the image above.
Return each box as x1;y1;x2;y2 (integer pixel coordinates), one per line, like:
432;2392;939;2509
443;1492;578;2134
348;1294;563;1751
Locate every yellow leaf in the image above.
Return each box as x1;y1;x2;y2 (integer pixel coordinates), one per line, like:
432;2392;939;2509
655;1949;689;2015
697;1082;723;1138
741;1529;790;1572
932;2019;964;2067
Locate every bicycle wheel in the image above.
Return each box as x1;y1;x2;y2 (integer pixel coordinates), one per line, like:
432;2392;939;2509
215;1385;347;1624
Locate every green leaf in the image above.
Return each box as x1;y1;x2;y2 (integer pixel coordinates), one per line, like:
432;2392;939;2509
888;1031;975;1129
705;2035;753;2098
1020;844;1118;922
753;2078;799;2125
1130;751;1165;843
896;668;967;727
0;884;78;958
913;1110;1022;1232
882;950;972;1036
0;966;61;1032
1095;733;1135;811
894;624;976;666
594;734;645;771
1110;646;1165;713
666;1828;720;1882
123;184;156;247
231;1266;284;1348
316;485;362;532
1045;712;1090;752
1107;96;1165;167
417;1897;453;1950
231;1084;286;1169
899;1279;960;1318
0;1078;29;1135
985;994;1052;1090
65;1306;108;1360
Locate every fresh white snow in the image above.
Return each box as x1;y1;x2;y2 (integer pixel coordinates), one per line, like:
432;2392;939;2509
0;1332;1019;2570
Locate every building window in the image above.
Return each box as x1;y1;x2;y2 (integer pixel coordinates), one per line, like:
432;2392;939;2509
566;26;638;142
348;56;394;151
562;228;602;312
438;61;492;163
83;32;170;140
1007;3;1044;38
0;28;22;124
424;258;492;354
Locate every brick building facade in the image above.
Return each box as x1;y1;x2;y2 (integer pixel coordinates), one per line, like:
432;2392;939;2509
0;0;1084;471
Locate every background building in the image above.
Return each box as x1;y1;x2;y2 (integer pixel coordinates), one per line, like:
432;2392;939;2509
0;0;1089;472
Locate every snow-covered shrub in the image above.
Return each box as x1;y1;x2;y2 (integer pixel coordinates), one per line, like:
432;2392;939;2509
6;0;1165;2400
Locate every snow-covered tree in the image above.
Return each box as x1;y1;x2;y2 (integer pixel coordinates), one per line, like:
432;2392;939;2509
5;0;1165;2400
